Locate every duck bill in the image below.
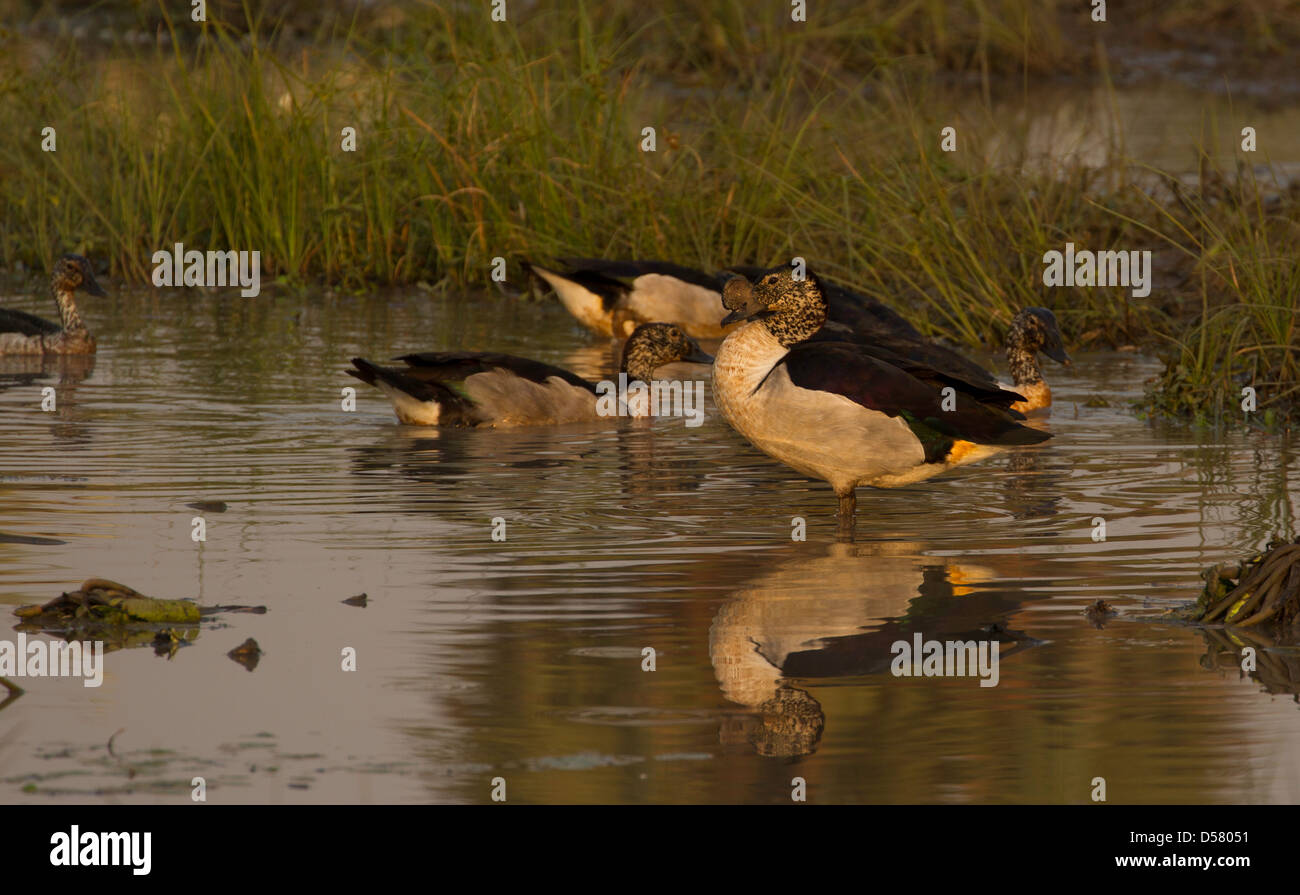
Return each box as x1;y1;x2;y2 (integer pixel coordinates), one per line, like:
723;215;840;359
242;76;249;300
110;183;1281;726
684;345;714;365
1045;343;1071;365
83;270;107;297
720;275;770;326
720;300;769;327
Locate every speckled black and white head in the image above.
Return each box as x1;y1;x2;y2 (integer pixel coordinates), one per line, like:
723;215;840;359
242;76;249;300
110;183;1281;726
1006;307;1069;385
620;323;714;384
52;255;106;298
722;269;827;347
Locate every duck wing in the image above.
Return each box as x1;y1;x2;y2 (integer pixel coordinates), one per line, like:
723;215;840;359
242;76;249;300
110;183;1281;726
394;352;599;394
0;308;61;337
523;261;628;313
779;341;1050;461
556;258;726;293
818;279;925;341
346;358;481;425
809;326;1006;398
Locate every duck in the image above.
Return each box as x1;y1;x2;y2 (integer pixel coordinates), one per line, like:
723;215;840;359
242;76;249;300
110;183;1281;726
0;255;105;355
1000;307;1069;414
523;257;922;342
524;258;1069;410
711;269;1051;531
347;322;713;426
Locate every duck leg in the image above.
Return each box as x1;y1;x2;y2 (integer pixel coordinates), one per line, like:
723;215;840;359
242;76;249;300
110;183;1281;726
836;490;857;541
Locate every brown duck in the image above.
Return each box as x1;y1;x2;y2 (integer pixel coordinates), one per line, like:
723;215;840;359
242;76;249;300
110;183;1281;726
347;322;712;427
0;255;105;355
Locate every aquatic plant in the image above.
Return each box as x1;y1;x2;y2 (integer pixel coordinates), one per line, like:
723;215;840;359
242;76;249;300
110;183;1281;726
1196;537;1300;637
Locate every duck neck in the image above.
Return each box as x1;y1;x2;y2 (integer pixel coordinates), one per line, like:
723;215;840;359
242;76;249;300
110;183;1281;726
1005;339;1042;386
763;303;826;347
54;288;85;333
713;321;789;402
622;357;656;386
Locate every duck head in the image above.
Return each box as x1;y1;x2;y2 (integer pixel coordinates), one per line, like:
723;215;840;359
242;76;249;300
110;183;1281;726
1009;307;1069;365
721;276;767;325
621;323;714;383
721;269;827;346
53;254;107;297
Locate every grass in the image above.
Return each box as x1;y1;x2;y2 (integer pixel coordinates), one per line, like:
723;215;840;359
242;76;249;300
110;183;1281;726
1;1;1299;424
1137;164;1300;425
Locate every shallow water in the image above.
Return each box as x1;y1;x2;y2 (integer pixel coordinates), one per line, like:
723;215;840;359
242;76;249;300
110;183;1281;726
2;287;1300;804
987;80;1300;182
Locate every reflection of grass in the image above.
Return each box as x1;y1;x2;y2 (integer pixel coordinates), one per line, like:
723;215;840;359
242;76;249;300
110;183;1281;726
1;2;1298;423
1198;626;1300;700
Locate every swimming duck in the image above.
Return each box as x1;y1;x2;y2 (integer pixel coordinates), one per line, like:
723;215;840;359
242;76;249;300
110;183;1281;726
523;258;922;342
0;255;105;356
1001;307;1069;414
347;322;712;426
712;269;1051;530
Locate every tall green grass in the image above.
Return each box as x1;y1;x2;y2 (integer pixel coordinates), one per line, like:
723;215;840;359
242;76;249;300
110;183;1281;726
1134;164;1300;424
0;2;1072;289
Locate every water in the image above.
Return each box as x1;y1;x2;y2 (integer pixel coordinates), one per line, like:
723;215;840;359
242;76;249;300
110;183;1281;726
2;285;1299;804
987;80;1300;183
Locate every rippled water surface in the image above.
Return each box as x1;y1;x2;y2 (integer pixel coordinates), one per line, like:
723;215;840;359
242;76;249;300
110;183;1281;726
2;287;1299;804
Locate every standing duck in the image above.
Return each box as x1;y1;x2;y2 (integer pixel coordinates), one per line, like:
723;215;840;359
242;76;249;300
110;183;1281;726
0;255;105;355
347;322;712;427
711;269;1050;532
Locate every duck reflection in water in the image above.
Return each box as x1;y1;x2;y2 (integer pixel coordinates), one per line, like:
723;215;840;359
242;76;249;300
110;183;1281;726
0;354;98;444
710;541;1042;759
